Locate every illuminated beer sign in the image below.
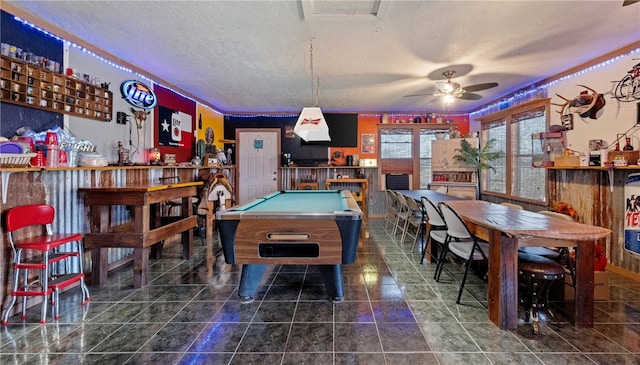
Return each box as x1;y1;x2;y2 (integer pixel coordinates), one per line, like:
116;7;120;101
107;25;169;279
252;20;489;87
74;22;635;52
120;80;157;109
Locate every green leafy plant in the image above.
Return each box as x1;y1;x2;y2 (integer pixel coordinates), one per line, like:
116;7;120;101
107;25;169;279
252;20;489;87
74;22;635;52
453;138;503;171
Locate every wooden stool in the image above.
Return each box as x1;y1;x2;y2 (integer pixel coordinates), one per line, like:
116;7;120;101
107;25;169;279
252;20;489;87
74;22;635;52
297;182;319;190
518;252;564;334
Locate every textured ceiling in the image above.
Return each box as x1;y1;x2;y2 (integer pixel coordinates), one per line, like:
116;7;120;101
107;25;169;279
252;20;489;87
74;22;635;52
6;0;640;114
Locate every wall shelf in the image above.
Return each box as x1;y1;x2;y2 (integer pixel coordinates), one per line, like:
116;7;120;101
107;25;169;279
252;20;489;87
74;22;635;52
0;55;113;122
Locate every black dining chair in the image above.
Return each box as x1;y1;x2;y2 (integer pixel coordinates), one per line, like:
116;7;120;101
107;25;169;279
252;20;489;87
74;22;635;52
436;201;490;304
420;196;447;265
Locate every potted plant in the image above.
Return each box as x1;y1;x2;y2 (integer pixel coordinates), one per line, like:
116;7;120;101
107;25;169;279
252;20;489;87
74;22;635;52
453;138;503;198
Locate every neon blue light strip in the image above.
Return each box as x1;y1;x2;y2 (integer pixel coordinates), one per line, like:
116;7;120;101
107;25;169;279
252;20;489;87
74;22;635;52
470;47;640;116
14;16;221;114
16;16;639;118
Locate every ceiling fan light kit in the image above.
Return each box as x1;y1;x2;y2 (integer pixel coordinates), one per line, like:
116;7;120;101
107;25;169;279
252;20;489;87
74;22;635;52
405;70;499;104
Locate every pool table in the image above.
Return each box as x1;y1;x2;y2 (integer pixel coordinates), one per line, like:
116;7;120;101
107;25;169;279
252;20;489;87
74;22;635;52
216;190;363;303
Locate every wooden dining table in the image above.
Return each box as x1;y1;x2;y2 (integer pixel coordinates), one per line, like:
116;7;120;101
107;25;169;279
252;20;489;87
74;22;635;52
79;181;202;288
394;190;611;330
442;199;611;330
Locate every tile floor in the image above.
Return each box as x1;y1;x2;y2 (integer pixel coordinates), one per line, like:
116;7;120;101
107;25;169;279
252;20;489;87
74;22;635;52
2;219;640;365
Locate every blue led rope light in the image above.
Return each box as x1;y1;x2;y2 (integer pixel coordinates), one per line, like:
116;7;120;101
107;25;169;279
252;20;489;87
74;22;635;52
470;47;640;117
16;16;639;118
13;16;220;114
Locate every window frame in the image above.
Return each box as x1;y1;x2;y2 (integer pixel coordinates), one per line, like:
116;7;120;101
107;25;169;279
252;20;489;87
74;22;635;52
377;124;454;190
476;98;551;204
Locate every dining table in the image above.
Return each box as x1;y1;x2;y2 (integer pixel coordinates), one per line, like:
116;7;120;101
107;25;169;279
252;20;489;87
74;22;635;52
441;199;611;330
393;190;611;330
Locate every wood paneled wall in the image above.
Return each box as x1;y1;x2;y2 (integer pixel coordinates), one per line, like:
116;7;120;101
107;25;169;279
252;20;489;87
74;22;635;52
548;168;639;274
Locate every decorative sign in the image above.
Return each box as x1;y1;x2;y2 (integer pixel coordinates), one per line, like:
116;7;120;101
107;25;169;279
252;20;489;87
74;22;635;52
120;80;157;109
254;136;264;150
158;106;193;148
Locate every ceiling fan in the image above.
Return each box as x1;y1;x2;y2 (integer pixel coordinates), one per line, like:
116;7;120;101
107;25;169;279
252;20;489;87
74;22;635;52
405;70;498;101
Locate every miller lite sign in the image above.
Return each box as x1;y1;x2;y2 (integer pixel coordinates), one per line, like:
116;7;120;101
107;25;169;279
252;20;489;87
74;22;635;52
120;80;157;109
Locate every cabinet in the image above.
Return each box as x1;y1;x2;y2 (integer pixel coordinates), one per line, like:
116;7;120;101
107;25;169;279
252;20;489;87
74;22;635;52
430;138;478;199
0;55;112;122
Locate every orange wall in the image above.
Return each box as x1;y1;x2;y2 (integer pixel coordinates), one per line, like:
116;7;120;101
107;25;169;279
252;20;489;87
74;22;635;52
329;114;470;160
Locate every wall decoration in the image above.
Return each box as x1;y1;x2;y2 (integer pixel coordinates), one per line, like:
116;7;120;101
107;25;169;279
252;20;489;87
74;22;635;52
285;125;295;138
552;84;605;122
613;62;640;103
158;106;193;149
253;135;263;150
120;80;157;109
361;133;375;154
561;114;574;131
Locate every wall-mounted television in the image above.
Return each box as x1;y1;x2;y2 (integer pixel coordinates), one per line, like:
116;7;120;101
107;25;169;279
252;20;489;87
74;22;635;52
301;113;358;147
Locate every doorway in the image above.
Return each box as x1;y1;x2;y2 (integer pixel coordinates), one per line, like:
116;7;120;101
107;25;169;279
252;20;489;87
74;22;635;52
236;128;281;204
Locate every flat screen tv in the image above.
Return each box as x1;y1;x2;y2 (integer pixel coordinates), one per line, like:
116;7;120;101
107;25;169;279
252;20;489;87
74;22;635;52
301;113;358;147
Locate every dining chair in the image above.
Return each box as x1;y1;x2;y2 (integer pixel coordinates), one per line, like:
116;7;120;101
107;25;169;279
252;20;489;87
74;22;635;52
435;185;448;194
404;195;425;249
536;210;577;283
500;204;562;259
500;202;523;209
384;189;399;231
392;192;410;238
519;210;575;260
437;201;490;304
420;196;447;265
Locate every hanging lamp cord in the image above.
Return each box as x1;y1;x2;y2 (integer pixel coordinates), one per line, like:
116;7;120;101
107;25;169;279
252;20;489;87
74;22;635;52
309;38;320;107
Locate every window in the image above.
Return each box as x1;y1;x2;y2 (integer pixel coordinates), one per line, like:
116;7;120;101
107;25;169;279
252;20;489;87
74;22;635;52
378;125;449;189
478;99;550;202
380;128;412;159
419;130;439;189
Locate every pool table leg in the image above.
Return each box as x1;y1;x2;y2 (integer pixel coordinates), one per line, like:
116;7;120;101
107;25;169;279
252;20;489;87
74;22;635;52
320;265;344;304
238;264;267;304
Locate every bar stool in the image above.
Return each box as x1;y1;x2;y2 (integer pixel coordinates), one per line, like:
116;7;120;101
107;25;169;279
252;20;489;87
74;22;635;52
2;204;90;325
297;182;319;190
518;252;564;335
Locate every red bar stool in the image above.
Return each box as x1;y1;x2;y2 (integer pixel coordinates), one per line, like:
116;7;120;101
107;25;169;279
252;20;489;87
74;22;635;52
2;204;90;325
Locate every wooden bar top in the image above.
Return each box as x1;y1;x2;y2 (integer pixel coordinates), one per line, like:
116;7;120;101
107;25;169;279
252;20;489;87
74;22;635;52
444;200;611;241
78;181;202;193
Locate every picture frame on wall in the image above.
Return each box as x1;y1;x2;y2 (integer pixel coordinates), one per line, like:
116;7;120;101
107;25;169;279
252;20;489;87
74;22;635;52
361;133;375;154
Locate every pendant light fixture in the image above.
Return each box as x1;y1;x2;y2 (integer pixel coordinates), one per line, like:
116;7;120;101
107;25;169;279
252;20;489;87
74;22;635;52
294;38;331;142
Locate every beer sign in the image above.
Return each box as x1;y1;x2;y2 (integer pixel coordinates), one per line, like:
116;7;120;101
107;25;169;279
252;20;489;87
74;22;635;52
120;80;157;109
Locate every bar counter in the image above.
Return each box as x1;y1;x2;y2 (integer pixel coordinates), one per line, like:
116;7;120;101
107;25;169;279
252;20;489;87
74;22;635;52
0;164;234;312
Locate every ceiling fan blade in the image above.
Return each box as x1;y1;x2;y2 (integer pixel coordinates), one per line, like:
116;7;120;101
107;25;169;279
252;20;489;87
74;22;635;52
458;92;483;100
404;92;439;97
463;82;499;92
623;0;640;6
404;93;433;98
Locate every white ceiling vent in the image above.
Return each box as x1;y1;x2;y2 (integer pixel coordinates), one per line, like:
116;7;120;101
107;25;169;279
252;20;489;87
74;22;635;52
301;0;388;20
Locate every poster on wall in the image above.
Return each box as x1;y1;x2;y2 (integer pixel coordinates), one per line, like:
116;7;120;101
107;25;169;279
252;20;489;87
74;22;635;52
158;106;193;149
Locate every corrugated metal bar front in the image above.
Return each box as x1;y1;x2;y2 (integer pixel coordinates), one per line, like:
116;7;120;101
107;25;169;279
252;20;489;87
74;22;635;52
43;169;134;275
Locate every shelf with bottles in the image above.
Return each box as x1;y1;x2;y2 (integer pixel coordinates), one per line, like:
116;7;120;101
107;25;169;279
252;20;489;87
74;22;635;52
0;55;112;122
431;171;476;183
